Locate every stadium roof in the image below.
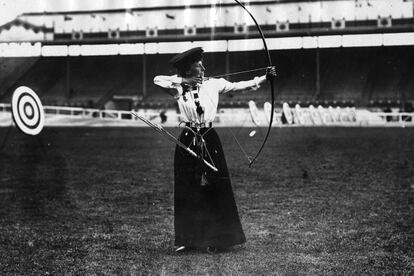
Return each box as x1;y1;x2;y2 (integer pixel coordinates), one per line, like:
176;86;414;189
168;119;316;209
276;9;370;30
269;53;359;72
19;0;349;16
0;18;50;33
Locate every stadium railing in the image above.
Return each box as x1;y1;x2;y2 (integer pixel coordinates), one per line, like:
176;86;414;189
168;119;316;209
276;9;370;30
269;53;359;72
1;103;413;127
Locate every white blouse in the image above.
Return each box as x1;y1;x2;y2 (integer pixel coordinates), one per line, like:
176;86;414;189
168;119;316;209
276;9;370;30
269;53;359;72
153;75;266;123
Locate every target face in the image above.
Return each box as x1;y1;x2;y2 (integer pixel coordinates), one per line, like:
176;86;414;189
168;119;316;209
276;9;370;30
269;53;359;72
264;102;272;124
309;105;322;125
248;100;261;126
318;105;332;125
11;86;45;135
282;102;293;125
295;104;304;125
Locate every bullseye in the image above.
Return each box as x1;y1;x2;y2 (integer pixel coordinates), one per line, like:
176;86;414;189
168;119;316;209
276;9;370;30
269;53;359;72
25;103;34;118
11;86;45;136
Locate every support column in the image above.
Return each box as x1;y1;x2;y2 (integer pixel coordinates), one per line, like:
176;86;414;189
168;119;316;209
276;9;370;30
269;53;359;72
66;57;71;98
315;48;320;100
142;54;147;98
225;49;230;80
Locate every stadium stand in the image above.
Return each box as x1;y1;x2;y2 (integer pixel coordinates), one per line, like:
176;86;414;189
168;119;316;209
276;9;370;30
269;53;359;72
0;0;413;111
274;50;316;103
9;0;412;44
318;48;369;103
0;56;143;108
0;57;39;100
1;45;413;110
368;47;413;104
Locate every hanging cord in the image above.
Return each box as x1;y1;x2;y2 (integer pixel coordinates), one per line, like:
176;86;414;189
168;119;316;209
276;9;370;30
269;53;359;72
227;113;254;164
132;112;218;172
229;127;252;163
182;125;217;170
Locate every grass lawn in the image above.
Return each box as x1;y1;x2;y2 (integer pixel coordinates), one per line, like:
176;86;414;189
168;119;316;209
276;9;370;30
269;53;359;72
0;127;413;275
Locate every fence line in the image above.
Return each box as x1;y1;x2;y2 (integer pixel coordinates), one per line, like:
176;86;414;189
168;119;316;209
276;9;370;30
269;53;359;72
1;103;413;127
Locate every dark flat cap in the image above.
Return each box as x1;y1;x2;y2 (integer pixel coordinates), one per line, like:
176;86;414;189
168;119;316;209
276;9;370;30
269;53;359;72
169;47;203;69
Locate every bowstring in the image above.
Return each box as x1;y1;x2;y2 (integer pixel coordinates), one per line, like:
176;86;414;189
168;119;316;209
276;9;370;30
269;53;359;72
232;105;268;164
234;0;275;168
174;65;268;165
228;121;253;163
202;83;254;165
206;67;267;80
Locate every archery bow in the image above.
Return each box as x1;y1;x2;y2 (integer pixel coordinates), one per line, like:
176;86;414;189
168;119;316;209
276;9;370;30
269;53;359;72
233;0;275;168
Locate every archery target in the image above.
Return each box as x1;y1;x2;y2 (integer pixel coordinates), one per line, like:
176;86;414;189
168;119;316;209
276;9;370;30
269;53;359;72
301;108;312;125
350;107;357;122
309;105;322;125
282;102;293;125
329;106;336;123
11;86;45;135
249;100;261;126
334;106;342;123
318;105;332;125
328;106;340;123
264;102;272;124
295;104;305;125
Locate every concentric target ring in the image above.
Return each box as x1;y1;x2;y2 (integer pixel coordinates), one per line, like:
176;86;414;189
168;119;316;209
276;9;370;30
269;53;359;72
11;86;45;135
18;95;40;127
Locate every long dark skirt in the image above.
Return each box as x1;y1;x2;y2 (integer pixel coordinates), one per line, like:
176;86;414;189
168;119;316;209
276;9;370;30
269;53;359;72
174;127;246;248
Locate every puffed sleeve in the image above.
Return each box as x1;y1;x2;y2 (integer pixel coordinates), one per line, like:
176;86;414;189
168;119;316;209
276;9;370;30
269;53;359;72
216;76;267;94
153;75;183;97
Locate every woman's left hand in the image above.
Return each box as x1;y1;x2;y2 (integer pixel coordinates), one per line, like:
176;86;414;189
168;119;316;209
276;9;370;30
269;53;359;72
266;66;277;81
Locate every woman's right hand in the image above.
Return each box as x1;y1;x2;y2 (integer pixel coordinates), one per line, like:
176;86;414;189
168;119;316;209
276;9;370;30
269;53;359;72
182;76;203;87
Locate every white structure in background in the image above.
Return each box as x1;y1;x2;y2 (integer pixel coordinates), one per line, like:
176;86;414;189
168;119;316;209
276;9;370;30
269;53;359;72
0;0;414;56
0;103;413;127
279;102;404;126
13;0;412;34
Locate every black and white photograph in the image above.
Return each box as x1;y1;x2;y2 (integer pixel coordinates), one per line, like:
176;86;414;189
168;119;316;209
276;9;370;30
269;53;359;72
0;0;413;274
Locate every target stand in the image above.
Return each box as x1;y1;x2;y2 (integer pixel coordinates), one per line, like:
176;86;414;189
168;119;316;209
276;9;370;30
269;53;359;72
0;86;45;152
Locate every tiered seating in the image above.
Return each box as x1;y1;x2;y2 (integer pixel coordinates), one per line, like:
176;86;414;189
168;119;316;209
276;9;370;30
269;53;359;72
43;56;142;107
275;50;315;102
19;0;412;37
1;46;413;110
369;48;411;101
319;48;370;103
0;57;39;101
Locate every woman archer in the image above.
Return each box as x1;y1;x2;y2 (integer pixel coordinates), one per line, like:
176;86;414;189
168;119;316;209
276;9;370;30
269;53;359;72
153;47;276;253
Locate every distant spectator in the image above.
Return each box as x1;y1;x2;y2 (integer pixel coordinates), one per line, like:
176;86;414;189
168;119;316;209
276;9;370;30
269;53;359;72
402;102;413;122
384;105;392;122
160;110;167;124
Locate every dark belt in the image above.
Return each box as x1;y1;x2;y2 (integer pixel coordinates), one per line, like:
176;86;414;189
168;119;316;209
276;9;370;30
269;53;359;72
185;122;213;129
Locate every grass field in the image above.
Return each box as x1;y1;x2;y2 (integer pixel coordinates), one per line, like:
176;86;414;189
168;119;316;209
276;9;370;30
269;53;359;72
0;126;413;275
